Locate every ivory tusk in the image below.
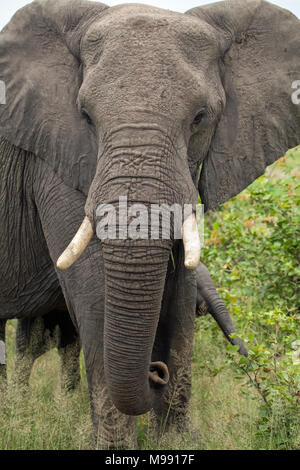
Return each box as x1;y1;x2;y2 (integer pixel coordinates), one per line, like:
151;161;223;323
182;214;201;270
56;217;94;270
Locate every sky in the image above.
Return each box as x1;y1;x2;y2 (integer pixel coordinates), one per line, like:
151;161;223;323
0;0;300;30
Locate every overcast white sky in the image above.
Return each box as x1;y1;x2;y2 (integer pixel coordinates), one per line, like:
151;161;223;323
0;0;299;30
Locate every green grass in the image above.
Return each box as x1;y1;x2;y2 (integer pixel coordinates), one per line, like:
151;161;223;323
0;321;91;450
0;147;299;450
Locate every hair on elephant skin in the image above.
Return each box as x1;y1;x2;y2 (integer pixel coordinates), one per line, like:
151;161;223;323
0;0;299;449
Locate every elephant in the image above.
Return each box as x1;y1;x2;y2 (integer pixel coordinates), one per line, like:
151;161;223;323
0;0;299;449
0;309;81;391
0;262;246;391
15;308;81;390
195;263;247;356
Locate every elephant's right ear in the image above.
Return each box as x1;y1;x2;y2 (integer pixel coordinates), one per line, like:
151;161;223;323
0;0;109;194
187;0;300;212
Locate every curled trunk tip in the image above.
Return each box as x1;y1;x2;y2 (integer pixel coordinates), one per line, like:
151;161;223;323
149;361;169;386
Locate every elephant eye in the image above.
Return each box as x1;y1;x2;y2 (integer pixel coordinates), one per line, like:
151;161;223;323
81;108;93;125
193;111;205;126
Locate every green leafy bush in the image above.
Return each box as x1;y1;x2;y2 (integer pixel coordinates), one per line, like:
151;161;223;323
201;147;300;450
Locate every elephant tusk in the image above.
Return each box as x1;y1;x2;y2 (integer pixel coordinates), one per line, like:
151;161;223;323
56;217;94;270
182;213;201;270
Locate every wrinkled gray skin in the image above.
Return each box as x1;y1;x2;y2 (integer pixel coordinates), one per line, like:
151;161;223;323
0;263;246;390
0;0;299;449
195;263;248;356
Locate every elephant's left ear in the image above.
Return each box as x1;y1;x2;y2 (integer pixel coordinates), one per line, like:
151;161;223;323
0;0;109;194
187;0;300;211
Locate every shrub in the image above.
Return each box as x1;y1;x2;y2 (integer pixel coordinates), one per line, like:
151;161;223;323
201;147;300;450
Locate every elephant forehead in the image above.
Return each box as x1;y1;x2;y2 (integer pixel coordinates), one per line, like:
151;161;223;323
82;4;218;57
79;5;221;118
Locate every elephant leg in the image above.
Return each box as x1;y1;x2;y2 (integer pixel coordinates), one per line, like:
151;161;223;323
84;353;137;450
60;289;137;449
33;160;137;449
56;311;81;391
61;282;137;449
58;340;81;391
14;316;49;387
26;307;82;392
57;259;137;448
0;320;7;384
150;245;196;437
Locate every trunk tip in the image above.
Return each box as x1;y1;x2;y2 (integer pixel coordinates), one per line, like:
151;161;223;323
149;361;169;386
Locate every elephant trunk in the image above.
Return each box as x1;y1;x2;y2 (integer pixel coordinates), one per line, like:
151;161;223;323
102;240;171;415
56;124;200;414
196;263;248;357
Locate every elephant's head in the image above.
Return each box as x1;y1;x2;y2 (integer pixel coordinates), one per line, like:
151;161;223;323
0;0;299;415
